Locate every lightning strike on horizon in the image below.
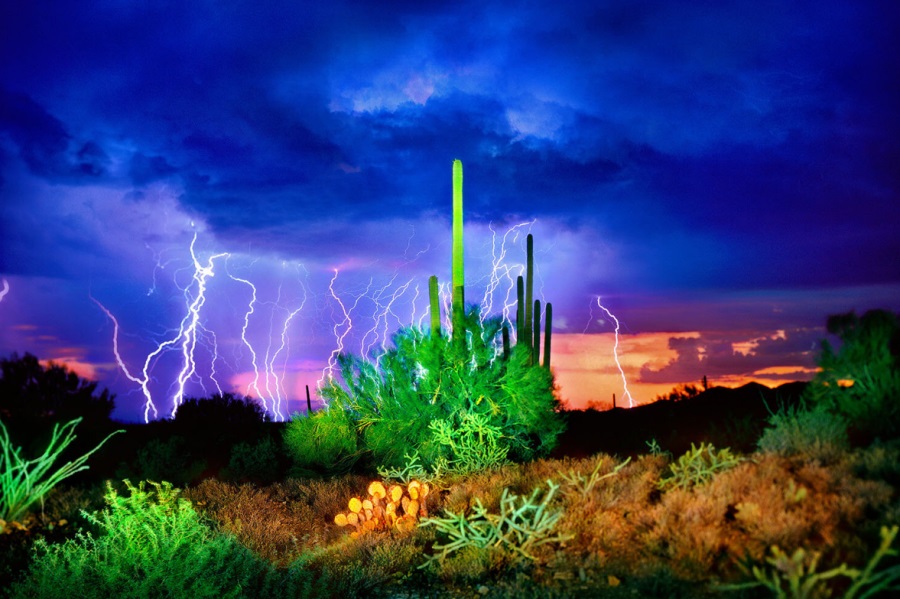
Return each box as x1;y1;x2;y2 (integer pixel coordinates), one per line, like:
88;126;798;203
226;261;308;421
319;269;371;388
94;236;229;423
0;279;9;303
92;297;160;422
170;237;230;416
586;297;635;408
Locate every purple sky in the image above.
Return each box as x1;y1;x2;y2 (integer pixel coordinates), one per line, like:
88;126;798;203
1;1;898;422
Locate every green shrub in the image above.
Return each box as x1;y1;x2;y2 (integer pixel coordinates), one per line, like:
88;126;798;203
123;435;207;487
1;417;121;524
299;309;563;475
803;309;900;441
223;436;281;484
757;401;849;461
283;405;359;476
658;442;742;490
10;480;274;599
428;411;509;476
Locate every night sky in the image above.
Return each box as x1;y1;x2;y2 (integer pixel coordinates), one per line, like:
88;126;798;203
1;1;898;422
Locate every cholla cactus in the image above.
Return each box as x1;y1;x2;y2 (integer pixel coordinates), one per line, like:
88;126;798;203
333;479;431;537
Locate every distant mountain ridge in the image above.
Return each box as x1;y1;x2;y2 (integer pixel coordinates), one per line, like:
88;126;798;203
553;381;808;458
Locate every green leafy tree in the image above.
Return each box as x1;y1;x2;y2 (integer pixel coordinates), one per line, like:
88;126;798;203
804;309;900;440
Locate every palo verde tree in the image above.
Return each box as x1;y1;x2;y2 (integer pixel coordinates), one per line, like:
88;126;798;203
285;160;563;476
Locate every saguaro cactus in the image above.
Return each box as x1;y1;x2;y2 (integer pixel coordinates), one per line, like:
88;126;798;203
533;299;542;366
429;275;441;338
516;275;525;343
524;234;534;353
451;159;465;348
543;302;553;369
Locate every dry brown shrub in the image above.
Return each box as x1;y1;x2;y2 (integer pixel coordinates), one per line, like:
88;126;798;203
628;452;894;582
183;474;372;564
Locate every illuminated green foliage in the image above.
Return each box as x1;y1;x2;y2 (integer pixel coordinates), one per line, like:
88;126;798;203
283;402;359;475
757;400;849;461
452;159;465;349
10;480;274;598
428;411;509;475
309;307;563;475
804;309;900;440
719;525;900;598
1;417;121;524
419;479;572;569
657;442;742;490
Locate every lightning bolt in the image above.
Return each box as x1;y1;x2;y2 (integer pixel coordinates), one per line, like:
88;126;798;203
319;269;371;388
227;261;307;422
0;279;9;303
92;297;160;422
169;236;229;416
95;233;228;421
586;297;635;408
480;220;534;336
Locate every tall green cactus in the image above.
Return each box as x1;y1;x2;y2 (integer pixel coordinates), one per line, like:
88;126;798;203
429;275;441;338
524;234;534;353
502;324;511;360
533;299;541;366
451;159;465;348
543;302;552;369
516;275;525;343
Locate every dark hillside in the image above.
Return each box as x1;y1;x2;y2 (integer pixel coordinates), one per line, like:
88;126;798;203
553;381;808;458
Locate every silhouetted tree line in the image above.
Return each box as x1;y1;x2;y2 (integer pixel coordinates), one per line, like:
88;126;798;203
0;353;286;485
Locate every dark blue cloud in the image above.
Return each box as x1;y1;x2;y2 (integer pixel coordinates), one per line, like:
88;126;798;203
1;0;898;419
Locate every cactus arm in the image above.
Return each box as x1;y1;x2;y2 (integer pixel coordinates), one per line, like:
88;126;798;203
516;275;525;345
543;302;552;369
502;324;511;360
429;275;441;338
533;299;541;366
524;234;534;352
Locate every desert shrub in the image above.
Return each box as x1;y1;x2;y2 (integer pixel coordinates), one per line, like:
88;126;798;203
803;309;900;441
1;417;121;524
121;435;207;487
302;308;563;475
657;442;743;490
720;525;900;598
283;404;359;476
757;400;849;462
632;453;894;582
222;435;282;484
428;411;509;476
420;479;572;570
9;480;275;599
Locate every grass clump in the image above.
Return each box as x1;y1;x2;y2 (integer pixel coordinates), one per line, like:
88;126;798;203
1;417;121;525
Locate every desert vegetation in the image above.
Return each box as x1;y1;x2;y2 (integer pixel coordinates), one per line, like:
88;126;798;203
2;163;898;597
2;304;899;598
